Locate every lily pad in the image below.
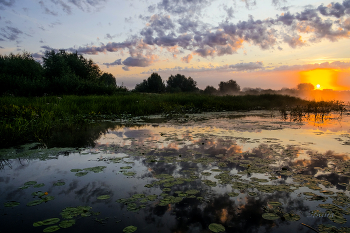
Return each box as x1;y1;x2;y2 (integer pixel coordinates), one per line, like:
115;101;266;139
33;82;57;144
27;199;44;207
75;172;88;177
97;195;111;200
268;202;282;207
4;201;20;207
53;182;65;186
38;218;60;225
123;225;137;233
43;225;60;232
262;213;280;220
208;223;225;232
120;166;132;169
70;169;82;172
123;171;136;176
33;183;45;188
24;181;37;186
228;192;239;197
283;213;300;221
59;220;75;228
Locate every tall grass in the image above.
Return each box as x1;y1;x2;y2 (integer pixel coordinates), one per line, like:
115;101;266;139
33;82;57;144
0;93;345;148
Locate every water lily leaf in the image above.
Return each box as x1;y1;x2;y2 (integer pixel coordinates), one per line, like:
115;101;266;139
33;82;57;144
27;199;44;207
228;192;239;197
24;181;37;186
123;225;137;233
262;213;280;220
42;196;55;202
70;169;82;172
33;183;45;188
19;185;29;190
248;192;257;196
268;202;282;207
59;220;75;228
4;201;20;207
186;189;200;195
97;195;110;200
208;223;225;232
53;182;65;186
123;171;136;176
40;218;60;225
283;213;300;221
43;225;60;232
120;166;132;169
75;172;88;177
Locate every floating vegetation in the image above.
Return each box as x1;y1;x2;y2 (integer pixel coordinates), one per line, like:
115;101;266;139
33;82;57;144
53;182;65;186
60;206;94;219
228;192;239;197
283;213;300;221
75;171;88;177
59;220;75;228
4;201;20;207
33;218;60;227
208;223;225;232
24;181;38;186
33;183;45;188
262;213;280;220
120;166;132;169
123;226;137;233
27;199;44;207
122;171;136;176
97;195;111;200
43;225;60;232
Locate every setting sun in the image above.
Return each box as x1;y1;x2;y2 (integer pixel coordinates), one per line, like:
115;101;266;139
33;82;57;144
299;68;339;90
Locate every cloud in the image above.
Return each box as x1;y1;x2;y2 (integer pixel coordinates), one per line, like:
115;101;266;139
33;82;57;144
122;66;129;71
272;61;350;71
283;34;307;48
39;1;58;16
122;56;154;67
241;0;257;9
318;2;347;18
181;54;193;63
0;26;23;41
0;0;15;7
228;61;264;71
103;59;122;68
156;0;211;15
104;33;117;40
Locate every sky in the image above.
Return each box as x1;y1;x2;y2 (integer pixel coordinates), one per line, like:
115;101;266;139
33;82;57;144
1;0;350;90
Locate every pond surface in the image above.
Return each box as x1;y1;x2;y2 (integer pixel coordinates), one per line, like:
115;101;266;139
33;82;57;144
1;110;350;233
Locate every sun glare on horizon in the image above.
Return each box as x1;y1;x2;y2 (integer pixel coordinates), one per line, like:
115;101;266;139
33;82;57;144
299;68;339;90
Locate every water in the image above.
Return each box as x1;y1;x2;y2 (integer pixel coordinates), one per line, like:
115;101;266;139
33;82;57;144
1;110;350;232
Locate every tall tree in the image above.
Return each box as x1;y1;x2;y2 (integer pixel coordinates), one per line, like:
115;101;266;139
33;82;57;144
99;72;116;86
218;80;240;94
42;50;102;80
166;74;198;92
134;73;165;93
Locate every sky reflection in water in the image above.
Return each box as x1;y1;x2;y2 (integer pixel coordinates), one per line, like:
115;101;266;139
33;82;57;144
1;111;350;233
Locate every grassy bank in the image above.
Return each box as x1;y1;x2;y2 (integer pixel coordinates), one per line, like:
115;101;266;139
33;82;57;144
0;93;345;148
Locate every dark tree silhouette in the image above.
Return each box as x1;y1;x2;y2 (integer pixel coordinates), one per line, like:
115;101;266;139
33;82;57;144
99;72;116;86
218;80;240;94
0;51;43;79
134;73;165;93
43;50;102;81
166;74;198;92
297;83;314;91
203;85;217;95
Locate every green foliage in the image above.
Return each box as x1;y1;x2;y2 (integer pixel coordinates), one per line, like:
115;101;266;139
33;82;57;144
99;72;116;86
134;73;165;93
166;74;198;92
203;85;218;95
218;79;240;94
0;51;43;79
42;50;101;81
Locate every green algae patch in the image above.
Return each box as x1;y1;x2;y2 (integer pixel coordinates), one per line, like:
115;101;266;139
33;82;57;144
262;213;280;220
97;195;111;200
53;182;65;186
43;225;60;232
208;223;225;232
27;199;44;207
4;201;20;207
123;225;137;233
59;220;75;228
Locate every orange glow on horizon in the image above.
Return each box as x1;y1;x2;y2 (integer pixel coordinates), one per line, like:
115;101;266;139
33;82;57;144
299;68;350;91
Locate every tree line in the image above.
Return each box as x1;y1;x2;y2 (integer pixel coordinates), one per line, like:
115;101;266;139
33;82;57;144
0;50;126;96
134;72;240;94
